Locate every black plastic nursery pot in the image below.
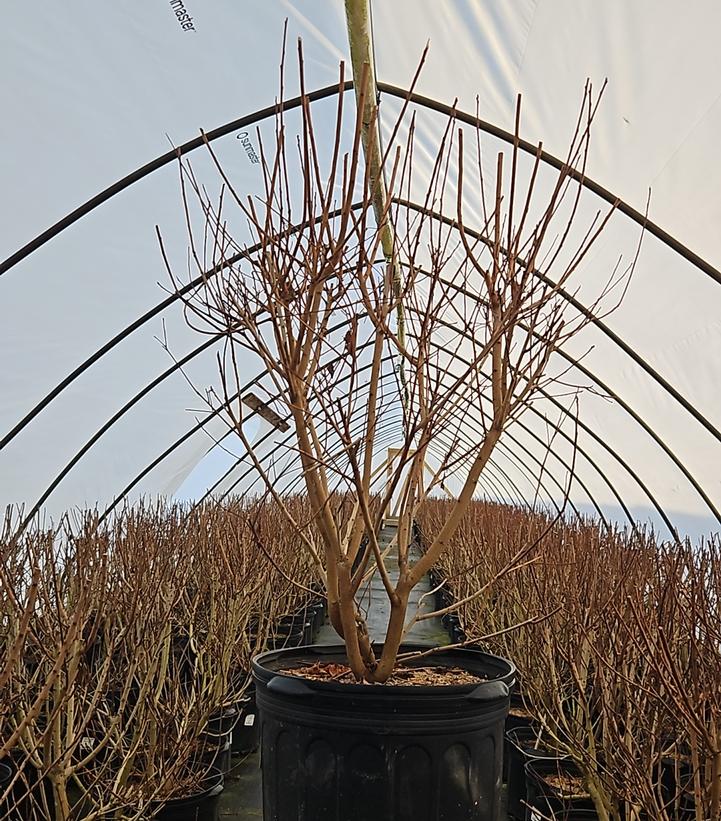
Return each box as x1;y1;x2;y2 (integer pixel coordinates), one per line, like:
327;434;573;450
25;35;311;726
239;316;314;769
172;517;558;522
505;691;538;735
310;602;325;634
153;766;224;821
205;704;238;744
524;759;597;820
200;739;232;775
231;690;260;755
442;611;467;644
657;744;695;820
0;760;14;816
267;627;307;650
278;612;312;635
505;727;566;820
503;691;540;780
1;756;55;819
253;642;515;821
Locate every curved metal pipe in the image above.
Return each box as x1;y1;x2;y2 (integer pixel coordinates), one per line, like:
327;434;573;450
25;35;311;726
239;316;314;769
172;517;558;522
377;83;721;287
0;81;355;276
0;203;360;452
397;199;720;529
403;314;670;538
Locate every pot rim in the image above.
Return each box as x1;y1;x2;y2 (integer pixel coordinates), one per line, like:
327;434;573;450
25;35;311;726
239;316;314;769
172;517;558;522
252;641;515;696
154;765;224;810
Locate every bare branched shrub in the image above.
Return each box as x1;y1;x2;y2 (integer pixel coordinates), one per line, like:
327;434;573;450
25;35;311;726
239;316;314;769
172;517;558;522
0;497;316;819
419;499;721;821
165;49;637;681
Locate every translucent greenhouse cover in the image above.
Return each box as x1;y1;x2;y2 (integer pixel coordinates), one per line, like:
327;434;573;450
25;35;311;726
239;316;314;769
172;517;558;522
2;1;721;541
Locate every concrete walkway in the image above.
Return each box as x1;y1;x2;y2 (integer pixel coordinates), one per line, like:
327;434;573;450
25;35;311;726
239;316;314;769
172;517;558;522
218;522;448;818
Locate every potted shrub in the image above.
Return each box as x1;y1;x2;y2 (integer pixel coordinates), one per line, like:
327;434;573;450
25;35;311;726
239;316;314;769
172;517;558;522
2;503;249;820
167;47;639;819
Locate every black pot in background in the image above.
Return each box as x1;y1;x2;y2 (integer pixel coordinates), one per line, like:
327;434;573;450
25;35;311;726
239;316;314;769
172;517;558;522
267;628;306;650
200;740;232;775
437;587;453;611
506;727;566;820
429;568;453;612
231;690;259;755
205;705;238;745
301;620;314;645
153;767;224;821
2;755;55;820
525;758;597;820
278;611;310;633
657;747;695;821
450;622;467;644
310;602;325;635
505;691;537;731
0;760;13;816
504;691;540;779
441;611;460;631
253;643;515;821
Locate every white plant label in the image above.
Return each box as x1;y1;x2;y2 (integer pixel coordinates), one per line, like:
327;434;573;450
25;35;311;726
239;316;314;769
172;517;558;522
244;714;256;726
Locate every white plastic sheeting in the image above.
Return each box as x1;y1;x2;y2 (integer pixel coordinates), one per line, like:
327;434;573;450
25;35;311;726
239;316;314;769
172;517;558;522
2;1;721;539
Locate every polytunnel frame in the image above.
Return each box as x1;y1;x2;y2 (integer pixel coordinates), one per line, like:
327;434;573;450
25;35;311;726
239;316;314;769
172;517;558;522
394;199;721;529
191;375;589;524
184;335;569;516
199;387;591;525
2;80;720;535
91;261;621;534
15;201;591;530
188;294;618;528
208;329;628;531
12;223;691;541
216;406;592;524
10;212;636;533
96;323;596;528
197;412;537;516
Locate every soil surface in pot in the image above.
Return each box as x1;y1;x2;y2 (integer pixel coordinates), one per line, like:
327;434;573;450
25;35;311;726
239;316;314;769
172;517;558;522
508;704;534;718
543;772;590;799
283;660;485;685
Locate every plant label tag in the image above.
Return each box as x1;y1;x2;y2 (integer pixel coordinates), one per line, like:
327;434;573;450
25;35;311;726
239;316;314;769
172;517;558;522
530;812;542;821
244;713;256;726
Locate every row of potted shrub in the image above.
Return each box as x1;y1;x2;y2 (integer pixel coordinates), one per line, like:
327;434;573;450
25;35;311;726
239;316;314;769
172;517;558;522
419;499;721;821
0;497;322;820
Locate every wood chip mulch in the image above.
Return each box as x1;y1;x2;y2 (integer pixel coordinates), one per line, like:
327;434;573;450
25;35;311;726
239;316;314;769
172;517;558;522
543;772;590;799
282;661;485;686
508;706;533;718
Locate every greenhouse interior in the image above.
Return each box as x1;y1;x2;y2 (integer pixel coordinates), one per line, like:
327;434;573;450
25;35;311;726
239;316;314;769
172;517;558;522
2;2;721;820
